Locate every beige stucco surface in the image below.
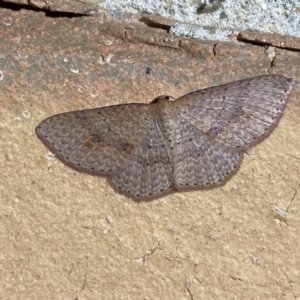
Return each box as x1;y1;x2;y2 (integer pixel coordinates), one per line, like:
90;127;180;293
1;6;300;300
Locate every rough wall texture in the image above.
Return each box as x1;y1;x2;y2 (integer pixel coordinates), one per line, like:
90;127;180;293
0;5;300;300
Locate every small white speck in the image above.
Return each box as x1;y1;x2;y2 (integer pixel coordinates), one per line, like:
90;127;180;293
77;85;84;93
106;54;113;63
98;54;114;65
137;257;145;264
105;40;112;45
277;207;287;218
266;46;276;60
252;257;260;265
46;153;55;160
0;71;4;80
22;110;30;119
14;116;22;122
70;68;79;74
260;3;267;10
63;57;68;62
90;88;99;98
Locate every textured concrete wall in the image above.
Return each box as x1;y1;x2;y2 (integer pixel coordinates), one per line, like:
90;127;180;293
0;2;300;299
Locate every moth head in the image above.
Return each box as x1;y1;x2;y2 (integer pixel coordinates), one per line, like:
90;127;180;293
150;95;174;104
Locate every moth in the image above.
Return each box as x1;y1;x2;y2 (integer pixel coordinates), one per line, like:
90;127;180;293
36;75;293;200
